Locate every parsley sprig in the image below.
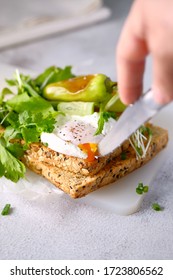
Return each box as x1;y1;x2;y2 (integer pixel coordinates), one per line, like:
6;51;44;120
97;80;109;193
0;66;74;182
95;111;117;135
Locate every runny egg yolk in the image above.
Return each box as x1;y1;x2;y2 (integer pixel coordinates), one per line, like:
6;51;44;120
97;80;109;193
78;143;98;162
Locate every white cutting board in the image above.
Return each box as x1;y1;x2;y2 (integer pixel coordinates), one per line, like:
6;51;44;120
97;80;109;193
0;63;173;215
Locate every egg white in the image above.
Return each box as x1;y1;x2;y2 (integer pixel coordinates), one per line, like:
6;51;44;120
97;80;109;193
41;112;116;158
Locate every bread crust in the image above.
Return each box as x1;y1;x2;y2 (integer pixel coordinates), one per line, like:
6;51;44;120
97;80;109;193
22;125;168;198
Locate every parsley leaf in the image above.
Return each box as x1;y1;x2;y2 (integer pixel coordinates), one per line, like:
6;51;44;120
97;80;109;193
0;142;26;182
6;110;56;145
2;127;24;158
0;161;5;177
0;87;13;105
95;111;116;135
33;65;75;90
0;66;74;183
6;93;54;114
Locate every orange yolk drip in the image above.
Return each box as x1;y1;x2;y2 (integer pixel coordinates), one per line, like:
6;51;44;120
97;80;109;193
56;75;94;93
78;143;98;162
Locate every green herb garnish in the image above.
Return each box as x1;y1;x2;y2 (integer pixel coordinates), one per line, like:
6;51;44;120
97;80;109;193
121;151;127;160
95;111;116;135
152;203;163;211
136;182;149;195
139;125;153;137
1;204;11;216
129;125;153;159
0;142;26;182
0;66;71;182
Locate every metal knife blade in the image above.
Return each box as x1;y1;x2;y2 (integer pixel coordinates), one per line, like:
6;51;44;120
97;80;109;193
98;89;166;156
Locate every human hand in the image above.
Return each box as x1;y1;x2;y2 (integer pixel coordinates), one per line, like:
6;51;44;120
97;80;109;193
116;0;173;105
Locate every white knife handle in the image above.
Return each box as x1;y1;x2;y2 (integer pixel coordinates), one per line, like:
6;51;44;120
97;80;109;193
142;89;164;111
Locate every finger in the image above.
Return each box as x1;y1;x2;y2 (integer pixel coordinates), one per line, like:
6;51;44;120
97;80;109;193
116;1;148;104
117;36;147;104
152;55;173;104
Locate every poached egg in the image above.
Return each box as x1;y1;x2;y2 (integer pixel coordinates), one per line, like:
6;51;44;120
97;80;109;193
41;112;116;159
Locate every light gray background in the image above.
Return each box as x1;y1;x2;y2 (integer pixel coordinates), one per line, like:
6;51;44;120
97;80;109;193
0;0;173;260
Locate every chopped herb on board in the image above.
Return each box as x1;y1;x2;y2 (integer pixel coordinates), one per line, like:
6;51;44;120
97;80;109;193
1;204;11;216
136;182;149;195
135;182;164;212
152;203;163;211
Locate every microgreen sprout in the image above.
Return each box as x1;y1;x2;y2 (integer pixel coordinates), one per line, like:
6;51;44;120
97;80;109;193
129;125;153;159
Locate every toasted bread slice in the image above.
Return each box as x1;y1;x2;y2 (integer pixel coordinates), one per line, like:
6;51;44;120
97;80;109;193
0;124;129;176
22;125;168;198
24;139;130;176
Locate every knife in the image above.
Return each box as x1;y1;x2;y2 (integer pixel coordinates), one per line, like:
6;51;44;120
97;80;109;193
98;88;166;156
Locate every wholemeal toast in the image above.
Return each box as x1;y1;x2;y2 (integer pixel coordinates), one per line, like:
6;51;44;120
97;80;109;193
22;124;168;198
24;139;130;176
